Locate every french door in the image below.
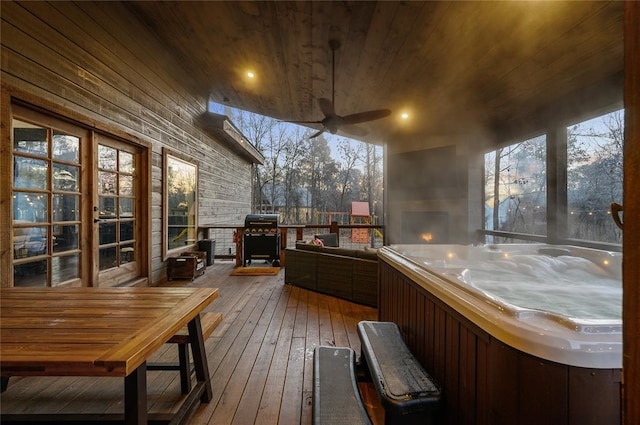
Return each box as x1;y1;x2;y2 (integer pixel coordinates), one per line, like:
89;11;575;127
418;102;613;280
10;105;147;287
95;134;144;286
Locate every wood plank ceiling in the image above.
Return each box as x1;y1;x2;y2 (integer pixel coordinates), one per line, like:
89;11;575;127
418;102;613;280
121;1;623;147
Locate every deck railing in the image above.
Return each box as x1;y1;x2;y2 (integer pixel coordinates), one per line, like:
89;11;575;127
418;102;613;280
198;222;384;264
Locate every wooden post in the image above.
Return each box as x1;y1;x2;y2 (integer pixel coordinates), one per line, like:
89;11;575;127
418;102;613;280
330;221;339;246
623;1;640;423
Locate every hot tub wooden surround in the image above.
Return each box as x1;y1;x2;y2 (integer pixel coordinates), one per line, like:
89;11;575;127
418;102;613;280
378;258;622;425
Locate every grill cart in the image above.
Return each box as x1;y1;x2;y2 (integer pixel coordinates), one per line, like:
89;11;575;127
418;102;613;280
243;214;281;267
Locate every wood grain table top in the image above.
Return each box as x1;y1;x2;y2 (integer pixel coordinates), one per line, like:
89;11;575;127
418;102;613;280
0;287;218;377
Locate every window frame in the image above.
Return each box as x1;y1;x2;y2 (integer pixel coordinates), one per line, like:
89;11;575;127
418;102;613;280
480;106;624;252
162;148;199;260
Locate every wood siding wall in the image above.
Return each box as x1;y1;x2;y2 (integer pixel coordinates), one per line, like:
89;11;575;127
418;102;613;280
378;259;622;425
0;1;254;284
623;2;640;422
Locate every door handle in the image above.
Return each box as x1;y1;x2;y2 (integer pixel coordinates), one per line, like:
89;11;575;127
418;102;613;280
611;202;623;230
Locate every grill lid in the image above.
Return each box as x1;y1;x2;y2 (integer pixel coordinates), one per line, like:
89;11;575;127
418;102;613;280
244;214;279;228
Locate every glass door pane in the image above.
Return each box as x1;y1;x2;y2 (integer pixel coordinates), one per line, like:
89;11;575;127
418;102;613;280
96;137;139;284
12;118;83;287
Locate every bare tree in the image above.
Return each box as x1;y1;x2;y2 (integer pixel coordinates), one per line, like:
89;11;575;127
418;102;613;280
301;134;338;223
279;127;308;222
567;110;624;242
231;111;275;212
220;104;385;225
336;139;363;211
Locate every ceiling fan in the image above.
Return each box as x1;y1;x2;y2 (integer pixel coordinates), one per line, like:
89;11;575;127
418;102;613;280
289;39;392;139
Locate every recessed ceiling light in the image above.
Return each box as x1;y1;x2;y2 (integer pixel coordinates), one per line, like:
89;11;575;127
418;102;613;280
401;112;409;120
247;71;255;79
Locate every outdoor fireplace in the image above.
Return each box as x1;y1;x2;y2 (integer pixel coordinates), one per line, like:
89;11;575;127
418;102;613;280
401;211;449;244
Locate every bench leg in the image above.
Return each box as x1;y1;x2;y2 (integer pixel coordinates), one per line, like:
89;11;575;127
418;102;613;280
178;342;192;394
356;351;372;382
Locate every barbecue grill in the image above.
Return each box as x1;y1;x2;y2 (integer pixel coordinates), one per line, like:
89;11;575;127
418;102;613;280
243;214;281;267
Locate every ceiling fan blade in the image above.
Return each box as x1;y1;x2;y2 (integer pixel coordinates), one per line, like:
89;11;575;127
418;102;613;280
286;41;390;139
308;128;326;139
283;119;323;125
341;109;392;125
317;98;335;117
340;124;368;137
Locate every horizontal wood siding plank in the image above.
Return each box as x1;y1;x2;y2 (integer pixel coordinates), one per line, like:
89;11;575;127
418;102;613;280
2;2;256;284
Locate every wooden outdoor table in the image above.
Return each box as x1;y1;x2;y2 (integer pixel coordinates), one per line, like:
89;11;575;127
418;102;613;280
0;286;218;425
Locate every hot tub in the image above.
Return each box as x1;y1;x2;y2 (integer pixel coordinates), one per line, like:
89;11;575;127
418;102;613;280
378;244;622;425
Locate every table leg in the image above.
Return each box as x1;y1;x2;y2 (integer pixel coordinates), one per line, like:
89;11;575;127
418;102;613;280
178;342;191;394
187;315;213;403
124;362;147;425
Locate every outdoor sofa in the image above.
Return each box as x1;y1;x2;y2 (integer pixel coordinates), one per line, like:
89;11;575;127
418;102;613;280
284;240;378;307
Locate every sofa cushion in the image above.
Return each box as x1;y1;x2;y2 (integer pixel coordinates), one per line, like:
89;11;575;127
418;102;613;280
314;233;339;247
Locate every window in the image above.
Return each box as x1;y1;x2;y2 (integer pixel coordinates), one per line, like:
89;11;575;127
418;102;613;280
482;108;624;248
12;118;84;286
567;110;624;243
484;135;547;238
163;149;198;259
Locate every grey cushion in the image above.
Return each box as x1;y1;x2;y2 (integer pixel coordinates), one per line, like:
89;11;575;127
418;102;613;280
315;233;339;247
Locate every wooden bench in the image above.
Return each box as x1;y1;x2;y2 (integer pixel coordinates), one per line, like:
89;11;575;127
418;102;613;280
313;346;372;425
148;311;223;394
357;321;442;425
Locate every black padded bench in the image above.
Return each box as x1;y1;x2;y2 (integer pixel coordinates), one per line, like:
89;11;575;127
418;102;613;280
357;321;442;425
148;311;223;394
313;346;372;425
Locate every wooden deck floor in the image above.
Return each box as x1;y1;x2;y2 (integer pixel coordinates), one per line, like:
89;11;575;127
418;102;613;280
0;260;381;424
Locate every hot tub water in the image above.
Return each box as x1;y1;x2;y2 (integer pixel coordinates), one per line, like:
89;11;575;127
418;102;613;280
400;244;621;321
429;252;620;320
